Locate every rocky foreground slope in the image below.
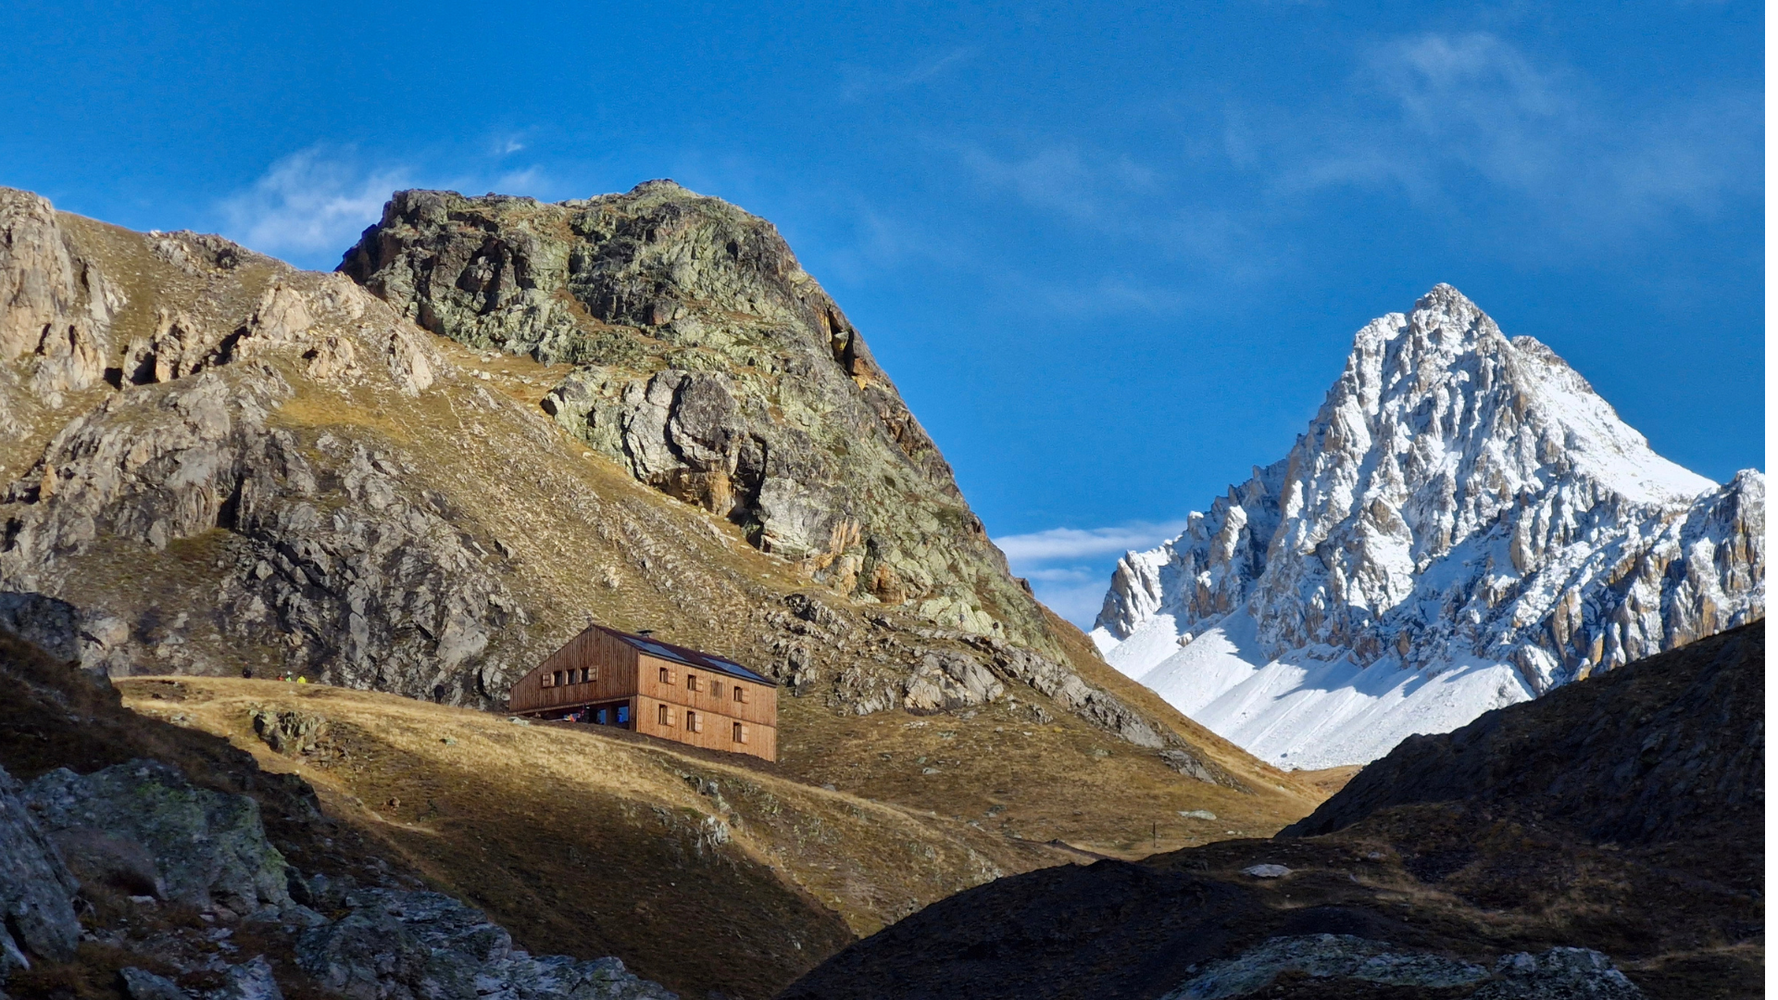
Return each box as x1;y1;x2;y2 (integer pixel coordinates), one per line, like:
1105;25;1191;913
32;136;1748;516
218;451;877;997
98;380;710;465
784;620;1764;1000
0;628;677;1000
1094;285;1763;767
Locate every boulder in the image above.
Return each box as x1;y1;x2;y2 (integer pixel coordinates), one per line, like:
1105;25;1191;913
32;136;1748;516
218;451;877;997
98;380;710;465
212;956;285;1000
297;887;677;1000
119;967;191;1000
23;760;291;915
0;764;80;977
1473;948;1643;999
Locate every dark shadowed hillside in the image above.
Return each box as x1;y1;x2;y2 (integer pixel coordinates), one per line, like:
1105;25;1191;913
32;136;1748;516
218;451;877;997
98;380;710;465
782;622;1765;1000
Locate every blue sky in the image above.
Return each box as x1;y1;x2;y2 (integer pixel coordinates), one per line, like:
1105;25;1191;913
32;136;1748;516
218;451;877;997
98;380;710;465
1;2;1762;625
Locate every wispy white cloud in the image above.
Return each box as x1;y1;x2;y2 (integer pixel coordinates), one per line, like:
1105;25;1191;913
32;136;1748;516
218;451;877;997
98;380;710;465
218;144;555;267
996;520;1186;562
218;146;411;260
1269;32;1759;243
961;145;1158;228
993;520;1185;627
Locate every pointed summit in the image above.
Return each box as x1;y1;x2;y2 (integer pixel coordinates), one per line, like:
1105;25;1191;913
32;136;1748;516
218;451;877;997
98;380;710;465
1094;287;1764;768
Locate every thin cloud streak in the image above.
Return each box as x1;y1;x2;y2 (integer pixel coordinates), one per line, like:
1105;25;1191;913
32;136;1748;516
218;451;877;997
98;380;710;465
840;48;976;100
995;520;1187;562
994;520;1185;628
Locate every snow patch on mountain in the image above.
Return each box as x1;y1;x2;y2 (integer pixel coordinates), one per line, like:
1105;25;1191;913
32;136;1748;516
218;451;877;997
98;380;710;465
1093;285;1764;768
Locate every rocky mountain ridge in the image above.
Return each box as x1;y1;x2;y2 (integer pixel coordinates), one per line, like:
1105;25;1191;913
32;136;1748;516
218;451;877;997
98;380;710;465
0;182;1319;871
1093;284;1763;767
339;183;1041;646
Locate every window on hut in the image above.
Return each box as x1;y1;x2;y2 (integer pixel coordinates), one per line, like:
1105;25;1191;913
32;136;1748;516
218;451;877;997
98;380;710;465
732;722;745;744
659;667;670;684
617;704;631;725
658;704;670;726
687;710;701;733
687;673;699;692
733;686;746;704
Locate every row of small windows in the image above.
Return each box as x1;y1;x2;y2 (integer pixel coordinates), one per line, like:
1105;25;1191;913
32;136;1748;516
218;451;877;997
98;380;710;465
657;667;748;703
542;667;596;688
544;664;752;706
653;704;748;743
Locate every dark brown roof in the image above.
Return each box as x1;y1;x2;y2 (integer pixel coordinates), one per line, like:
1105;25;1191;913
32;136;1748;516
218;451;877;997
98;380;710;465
593;624;777;686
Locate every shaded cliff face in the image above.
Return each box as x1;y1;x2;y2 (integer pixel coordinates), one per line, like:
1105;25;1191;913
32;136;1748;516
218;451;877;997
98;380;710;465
1281;620;1763;843
339;182;1045;647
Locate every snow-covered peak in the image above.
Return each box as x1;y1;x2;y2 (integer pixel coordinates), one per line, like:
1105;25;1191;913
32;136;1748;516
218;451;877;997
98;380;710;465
1093;285;1764;768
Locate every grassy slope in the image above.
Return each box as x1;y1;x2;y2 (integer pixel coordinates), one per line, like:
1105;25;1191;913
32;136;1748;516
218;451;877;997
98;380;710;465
119;676;1073;997
4;209;1339;998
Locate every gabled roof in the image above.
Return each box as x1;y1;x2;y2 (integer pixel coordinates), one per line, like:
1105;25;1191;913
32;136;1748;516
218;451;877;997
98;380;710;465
592;624;777;686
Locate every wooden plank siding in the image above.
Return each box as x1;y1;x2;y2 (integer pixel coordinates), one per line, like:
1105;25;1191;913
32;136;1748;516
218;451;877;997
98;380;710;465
507;625;779;762
507;626;639;713
633;654;779;760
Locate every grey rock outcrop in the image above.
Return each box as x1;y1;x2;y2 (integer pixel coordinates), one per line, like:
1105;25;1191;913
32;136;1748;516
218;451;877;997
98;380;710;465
0;270;526;700
1160;936;1642;1000
1161;934;1488;998
23;760;291;914
340;183;1047;648
0;764;81;977
120;967;193;1000
1473;948;1643;999
297;886;676;1000
211;955;286;1000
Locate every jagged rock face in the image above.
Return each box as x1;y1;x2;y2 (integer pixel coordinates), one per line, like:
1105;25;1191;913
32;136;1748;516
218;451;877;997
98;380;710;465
339;183;1044;645
0;190;527;699
1097;285;1763;703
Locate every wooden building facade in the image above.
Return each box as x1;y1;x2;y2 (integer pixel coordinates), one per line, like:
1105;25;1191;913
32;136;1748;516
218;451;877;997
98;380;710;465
507;623;779;762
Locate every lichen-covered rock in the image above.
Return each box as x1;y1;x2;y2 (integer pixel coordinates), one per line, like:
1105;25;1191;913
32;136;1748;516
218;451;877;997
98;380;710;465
297;887;677;1000
23;760;291;914
250;708;325;754
1473;948;1643;999
339;183;1051;650
0;764;81;978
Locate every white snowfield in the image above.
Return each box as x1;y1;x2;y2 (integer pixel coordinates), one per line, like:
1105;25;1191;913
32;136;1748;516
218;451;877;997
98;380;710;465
1092;285;1765;770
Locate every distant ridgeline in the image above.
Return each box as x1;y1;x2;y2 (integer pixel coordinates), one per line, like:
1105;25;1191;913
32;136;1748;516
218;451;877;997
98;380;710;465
1092;285;1763;769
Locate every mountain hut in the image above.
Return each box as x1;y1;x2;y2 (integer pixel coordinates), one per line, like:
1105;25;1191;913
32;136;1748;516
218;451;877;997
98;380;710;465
507;623;779;762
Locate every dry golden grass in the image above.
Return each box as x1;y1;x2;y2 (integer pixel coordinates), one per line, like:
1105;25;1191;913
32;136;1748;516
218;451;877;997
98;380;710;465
121;676;1081;998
